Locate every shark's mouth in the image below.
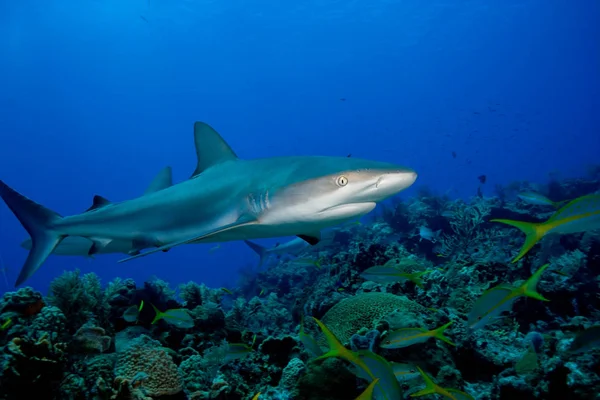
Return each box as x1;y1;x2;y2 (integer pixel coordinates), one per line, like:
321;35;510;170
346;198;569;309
319;202;376;218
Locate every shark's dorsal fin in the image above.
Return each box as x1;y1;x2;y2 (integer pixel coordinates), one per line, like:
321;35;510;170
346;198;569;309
144;166;173;195
190;122;238;177
86;195;112;212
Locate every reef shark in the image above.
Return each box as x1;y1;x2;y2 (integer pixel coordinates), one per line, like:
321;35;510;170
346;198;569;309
19;166;174;257
0;121;417;286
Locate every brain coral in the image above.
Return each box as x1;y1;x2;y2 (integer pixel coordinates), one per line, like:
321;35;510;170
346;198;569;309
114;335;182;397
320;292;427;345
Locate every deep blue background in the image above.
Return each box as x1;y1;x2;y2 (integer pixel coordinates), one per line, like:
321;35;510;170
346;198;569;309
0;0;598;294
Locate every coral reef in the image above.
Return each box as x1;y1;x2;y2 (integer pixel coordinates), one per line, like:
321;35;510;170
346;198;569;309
0;174;599;399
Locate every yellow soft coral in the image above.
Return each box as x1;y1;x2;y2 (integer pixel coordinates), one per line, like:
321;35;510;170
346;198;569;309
320;292;428;345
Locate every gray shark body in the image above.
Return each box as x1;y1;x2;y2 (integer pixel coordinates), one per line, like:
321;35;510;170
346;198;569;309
0;122;417;286
20;166;174;257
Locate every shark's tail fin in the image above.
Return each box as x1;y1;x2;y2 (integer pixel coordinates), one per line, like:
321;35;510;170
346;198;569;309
243;240;268;267
0;180;65;286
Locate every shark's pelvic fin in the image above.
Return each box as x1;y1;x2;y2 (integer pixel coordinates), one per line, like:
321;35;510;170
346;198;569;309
144;166;173;195
0;180;65;286
117;215;259;263
297;233;321;246
190;122;238;177
86;195;112;212
244;240;268;267
88;237;113;256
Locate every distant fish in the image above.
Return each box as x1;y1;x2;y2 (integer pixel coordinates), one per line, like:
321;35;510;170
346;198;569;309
517;191;568;209
151;304;194;329
567;325;600;354
492;194;600;262
221;287;234;295
440;210;455;218
360;266;430;289
478;175;487;184
123;301;144;323
209;244;220;253
419;226;442;243
451;151;457;159
0;318;12;331
380;321;455;349
224;343;254;362
244;237;310;267
468;264;549;329
289;257;323;270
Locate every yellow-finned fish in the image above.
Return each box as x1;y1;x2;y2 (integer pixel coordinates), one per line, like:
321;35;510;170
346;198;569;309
517;191;569;209
380;321;455;349
251;393;261;400
221;287;234;295
361;266;430;289
355;379;379;400
391;362;420;381
467;264;550;330
0;318;12;331
492;194;600;262
151;304;194;329
411;366;474;399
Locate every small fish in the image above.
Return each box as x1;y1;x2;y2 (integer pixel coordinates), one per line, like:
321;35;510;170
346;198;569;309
517;191;567;208
418;226;442;243
259;288;266;296
380;321;455;349
515;343;538;375
221;287;234;295
411;366;474;399
477;175;487;184
550;269;570;278
0;318;12;331
361;266;430;289
468;264;550;329
391;362;420;381
492;194;600;262
224;343;253;362
251;393;261;400
355;378;379;400
151;304;194;329
123;303;142;323
299;315;324;358
209;244;220;253
451;151;457;159
290;257;323;269
251;333;257;348
440;210;455;218
337;287;345;292
567;325;600;354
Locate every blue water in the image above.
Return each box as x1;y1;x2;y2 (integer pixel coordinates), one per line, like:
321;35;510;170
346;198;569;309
0;0;598;293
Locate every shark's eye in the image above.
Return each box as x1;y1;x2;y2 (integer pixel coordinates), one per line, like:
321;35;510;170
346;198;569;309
336;175;348;186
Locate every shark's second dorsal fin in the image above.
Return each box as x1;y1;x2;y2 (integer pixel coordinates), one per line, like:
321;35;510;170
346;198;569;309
190;122;238;177
86;195;111;212
144;166;173;195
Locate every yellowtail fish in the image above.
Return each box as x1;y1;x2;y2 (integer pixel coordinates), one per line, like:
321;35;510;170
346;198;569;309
567;325;600;354
391;362;420;381
259;288;266;296
517;191;568;208
251;333;257;348
0;318;12;331
251;393;261;400
354;351;402;400
467;264;549;330
411;366;474;399
355;378;379;400
290;257;323;269
123;300;145;323
492;194;600;262
221;287;234;295
380;321;455;349
361;266;430;289
298;315;324;358
209;244;220;253
151;304;194;329
224;343;253;362
312;317;376;381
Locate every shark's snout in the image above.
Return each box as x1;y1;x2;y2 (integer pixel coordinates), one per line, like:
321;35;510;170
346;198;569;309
375;169;417;194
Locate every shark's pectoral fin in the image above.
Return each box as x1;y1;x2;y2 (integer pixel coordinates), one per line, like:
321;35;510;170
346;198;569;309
162;249;170;252
117;215;259;263
297;232;321;246
86;195;112;212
